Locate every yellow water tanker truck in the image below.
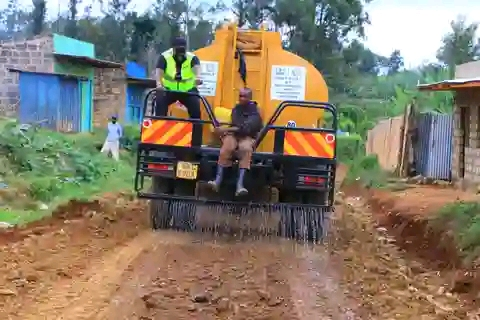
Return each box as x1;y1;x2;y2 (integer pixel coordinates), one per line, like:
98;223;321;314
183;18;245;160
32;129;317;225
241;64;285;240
135;24;337;243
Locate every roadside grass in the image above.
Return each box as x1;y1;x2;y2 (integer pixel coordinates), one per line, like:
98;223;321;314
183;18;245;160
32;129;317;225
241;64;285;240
429;201;480;264
0;119;139;225
337;135;409;191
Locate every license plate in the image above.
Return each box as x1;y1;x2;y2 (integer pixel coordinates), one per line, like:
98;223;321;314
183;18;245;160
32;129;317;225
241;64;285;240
176;161;198;180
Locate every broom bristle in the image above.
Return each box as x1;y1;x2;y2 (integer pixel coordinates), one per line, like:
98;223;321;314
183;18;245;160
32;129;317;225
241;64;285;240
160;199;330;243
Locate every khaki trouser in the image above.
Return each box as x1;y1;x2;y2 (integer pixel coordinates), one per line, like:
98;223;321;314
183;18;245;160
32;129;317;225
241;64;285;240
101;140;120;161
218;134;254;169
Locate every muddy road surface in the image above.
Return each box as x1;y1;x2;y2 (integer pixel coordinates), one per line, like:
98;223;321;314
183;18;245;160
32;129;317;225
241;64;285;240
0;188;474;318
0;194;355;320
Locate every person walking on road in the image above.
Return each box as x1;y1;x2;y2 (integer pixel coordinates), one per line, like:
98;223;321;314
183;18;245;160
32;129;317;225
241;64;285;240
101;115;123;161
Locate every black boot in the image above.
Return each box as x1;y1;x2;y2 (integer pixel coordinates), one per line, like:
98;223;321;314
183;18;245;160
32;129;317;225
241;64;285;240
208;165;224;192
235;168;248;196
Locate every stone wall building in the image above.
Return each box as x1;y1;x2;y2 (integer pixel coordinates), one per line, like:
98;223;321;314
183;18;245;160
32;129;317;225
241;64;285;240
94;68;126;128
0;33;125;131
419;61;480;186
0;36;54;117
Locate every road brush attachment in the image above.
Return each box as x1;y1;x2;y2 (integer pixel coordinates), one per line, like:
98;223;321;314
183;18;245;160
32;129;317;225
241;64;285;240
193;202;331;242
135;90;337;243
142;185;331;242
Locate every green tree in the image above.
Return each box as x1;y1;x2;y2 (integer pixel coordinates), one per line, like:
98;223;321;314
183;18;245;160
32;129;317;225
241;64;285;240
64;0;80;38
386;49;404;75
232;0;275;29
342;40;387;75
30;0;47;36
0;0;29;40
129;13;156;63
273;0;371;93
437;15;479;76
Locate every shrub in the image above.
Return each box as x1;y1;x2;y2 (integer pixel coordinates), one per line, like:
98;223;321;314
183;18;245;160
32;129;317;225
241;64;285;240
430;201;480;263
344;154;387;188
121;124;141;153
336;134;364;162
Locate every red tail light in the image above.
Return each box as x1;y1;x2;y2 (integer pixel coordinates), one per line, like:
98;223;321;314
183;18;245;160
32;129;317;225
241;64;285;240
148;163;173;171
297;175;326;185
142;119;152;128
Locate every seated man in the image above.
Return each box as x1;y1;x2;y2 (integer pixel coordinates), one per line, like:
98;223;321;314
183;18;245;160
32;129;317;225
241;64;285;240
208;88;263;196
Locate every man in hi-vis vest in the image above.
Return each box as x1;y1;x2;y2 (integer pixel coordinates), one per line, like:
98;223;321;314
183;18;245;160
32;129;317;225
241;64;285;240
155;37;203;120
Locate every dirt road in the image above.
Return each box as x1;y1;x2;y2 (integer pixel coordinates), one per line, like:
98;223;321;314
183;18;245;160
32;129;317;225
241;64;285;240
0;185;475;319
0;192;357;320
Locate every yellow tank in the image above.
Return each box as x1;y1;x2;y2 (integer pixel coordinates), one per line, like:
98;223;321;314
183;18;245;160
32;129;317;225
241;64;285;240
171;23;329;152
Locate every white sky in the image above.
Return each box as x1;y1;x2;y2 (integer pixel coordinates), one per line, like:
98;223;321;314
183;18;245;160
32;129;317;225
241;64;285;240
4;0;480;67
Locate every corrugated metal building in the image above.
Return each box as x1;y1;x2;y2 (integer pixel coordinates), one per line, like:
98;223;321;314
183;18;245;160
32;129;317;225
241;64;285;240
125;61;155;124
414;112;453;180
14;70;86;132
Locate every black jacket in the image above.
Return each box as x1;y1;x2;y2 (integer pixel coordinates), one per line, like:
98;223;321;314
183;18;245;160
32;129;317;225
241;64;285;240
230;101;263;138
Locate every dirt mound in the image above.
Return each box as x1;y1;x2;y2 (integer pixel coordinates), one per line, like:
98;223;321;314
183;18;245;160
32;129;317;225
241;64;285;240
0;192;141;245
344;185;480;270
353;185;480;302
367;188;461;269
0;193;148;318
332;195;472;319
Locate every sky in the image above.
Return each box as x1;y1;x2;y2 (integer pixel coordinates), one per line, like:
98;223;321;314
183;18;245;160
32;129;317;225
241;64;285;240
4;0;480;68
364;0;480;68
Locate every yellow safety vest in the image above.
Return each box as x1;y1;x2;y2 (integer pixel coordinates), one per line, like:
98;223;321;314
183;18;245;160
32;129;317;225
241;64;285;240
161;49;196;92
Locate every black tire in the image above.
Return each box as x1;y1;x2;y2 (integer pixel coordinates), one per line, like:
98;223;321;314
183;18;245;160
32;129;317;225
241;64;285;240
150;176;172;229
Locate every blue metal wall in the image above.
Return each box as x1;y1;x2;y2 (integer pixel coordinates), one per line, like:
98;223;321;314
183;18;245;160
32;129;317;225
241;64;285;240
414;113;453;180
18;72;82;132
126;61;147;78
58;78;81;132
19;73;59;127
414;113;432;176
426;113;453;180
125;61;150;124
126;84;145;124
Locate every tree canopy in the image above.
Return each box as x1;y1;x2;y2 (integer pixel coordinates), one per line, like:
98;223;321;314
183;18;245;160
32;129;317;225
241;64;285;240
0;1;476;137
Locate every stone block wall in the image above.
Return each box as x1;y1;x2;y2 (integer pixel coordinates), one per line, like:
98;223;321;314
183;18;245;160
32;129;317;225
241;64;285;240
0;36;54;117
456;61;480;79
453;89;480;185
93;67;126;128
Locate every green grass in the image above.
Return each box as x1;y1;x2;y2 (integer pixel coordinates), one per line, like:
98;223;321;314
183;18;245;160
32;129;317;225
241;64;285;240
336;135;402;190
429;201;480;264
343;154;388;188
0;120;138;225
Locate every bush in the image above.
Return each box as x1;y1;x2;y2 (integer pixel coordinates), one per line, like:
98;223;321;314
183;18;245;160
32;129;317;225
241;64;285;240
344;154;387;188
121;124;141;153
430;201;480;263
336;134;364;162
28;177;64;202
0;122;105;182
0;121;134;204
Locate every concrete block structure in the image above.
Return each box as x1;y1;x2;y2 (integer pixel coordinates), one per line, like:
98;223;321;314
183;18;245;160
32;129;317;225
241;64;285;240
0;35;54;117
1;33;125;131
418;61;480;186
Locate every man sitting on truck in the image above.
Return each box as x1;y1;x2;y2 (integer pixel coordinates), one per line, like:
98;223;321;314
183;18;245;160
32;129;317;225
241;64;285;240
208;88;263;196
155;36;203;119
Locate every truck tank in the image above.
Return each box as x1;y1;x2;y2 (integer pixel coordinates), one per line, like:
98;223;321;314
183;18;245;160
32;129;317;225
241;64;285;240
171;23;329;152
